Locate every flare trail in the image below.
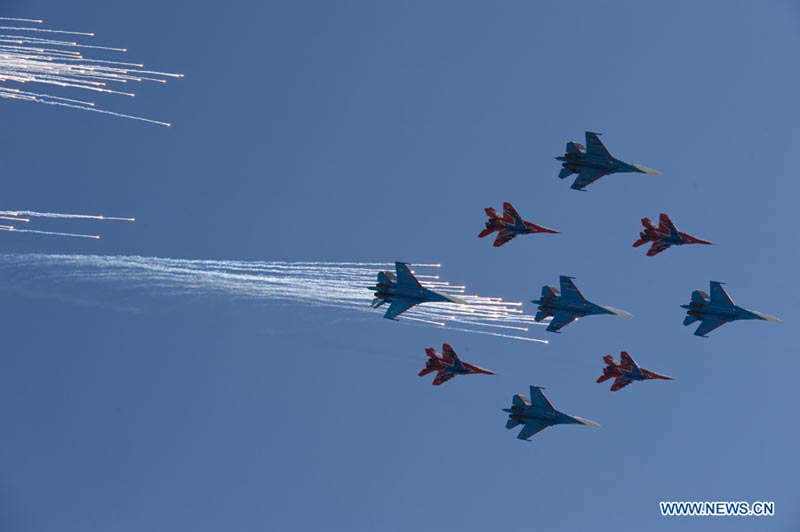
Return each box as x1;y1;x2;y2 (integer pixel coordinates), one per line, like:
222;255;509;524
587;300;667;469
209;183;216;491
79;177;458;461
0;254;547;343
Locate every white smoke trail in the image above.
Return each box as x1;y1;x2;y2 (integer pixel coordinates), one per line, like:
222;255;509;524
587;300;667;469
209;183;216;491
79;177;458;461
0;17;180;125
0;254;547;343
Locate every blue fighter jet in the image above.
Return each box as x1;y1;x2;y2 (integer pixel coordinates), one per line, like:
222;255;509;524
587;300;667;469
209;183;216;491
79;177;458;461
504;386;600;441
532;276;632;333
370;262;466;320
556;131;661;191
681;281;780;337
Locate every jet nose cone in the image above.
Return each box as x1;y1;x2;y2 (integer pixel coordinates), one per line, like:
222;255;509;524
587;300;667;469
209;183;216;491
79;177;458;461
602;306;633;318
753;311;781;323
632;164;662;176
572;416;600;428
446;294;468;305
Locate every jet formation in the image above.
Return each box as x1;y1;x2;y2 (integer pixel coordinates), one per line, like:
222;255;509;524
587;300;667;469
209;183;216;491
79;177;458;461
504;386;599;441
370;262;466;320
478;202;558;247
633;213;712;257
597;351;672;392
682;281;779;337
532;276;632;333
365;129;779;444
556;131;661;191
418;343;495;386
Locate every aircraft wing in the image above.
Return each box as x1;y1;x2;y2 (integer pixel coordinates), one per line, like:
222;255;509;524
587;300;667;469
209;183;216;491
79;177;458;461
570;168;607;190
546;311;578;333
620;351;639;370
441;344;465;371
610;377;632;392
528;386;556;411
658;213;680;238
502;202;522;222
559;276;586;303
585;131;612;157
646;240;671;256
493;230;517;247
709;281;735;307
432;370;454;386
693;318;728;337
517;421;549;441
394;262;422;289
382;299;416;320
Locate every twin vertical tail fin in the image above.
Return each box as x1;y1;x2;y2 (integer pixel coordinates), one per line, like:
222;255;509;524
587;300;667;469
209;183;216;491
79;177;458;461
633;218;655;247
566;141;585;155
691;290;709;304
377;271;395;286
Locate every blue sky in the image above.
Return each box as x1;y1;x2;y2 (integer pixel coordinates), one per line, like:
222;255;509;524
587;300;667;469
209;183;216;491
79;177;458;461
0;1;797;531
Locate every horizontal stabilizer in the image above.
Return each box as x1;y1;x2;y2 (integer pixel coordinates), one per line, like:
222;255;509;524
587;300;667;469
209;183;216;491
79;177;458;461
506;418;521;430
558;167;574;179
683;314;699;326
596;375;612;383
534;310;550;323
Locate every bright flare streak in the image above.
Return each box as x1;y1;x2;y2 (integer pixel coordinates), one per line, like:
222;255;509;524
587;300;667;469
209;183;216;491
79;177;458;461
0;227;99;239
402;316;446;327
0;18;44;24
0;19;179;125
452;321;529;332
0;210;135;221
0;255;547;344
443;326;548;344
0;26;94;36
